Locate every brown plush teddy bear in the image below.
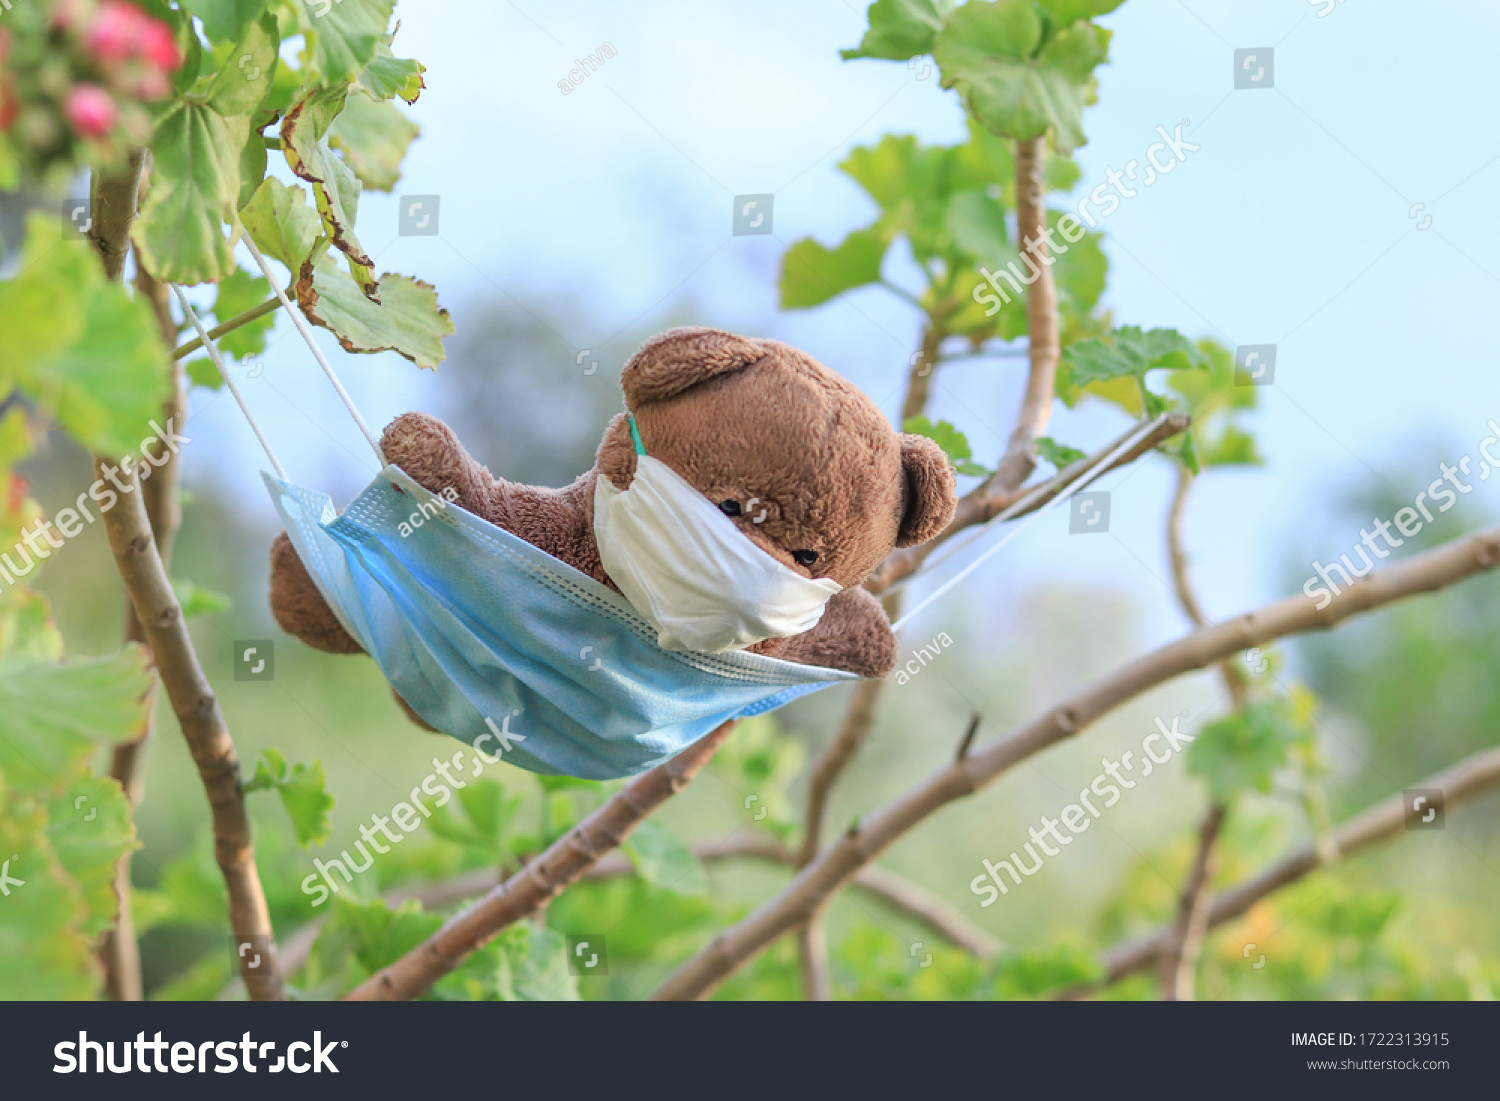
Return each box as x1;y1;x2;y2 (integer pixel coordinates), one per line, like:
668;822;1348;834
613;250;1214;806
268;327;957;727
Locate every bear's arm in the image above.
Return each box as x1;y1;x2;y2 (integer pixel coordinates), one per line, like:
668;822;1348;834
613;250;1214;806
757;586;896;679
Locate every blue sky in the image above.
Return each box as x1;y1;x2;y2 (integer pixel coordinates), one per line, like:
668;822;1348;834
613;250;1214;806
191;0;1500;653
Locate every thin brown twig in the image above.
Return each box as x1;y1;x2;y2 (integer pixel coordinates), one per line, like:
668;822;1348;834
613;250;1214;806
649;520;1500;999
169;296;280;361
1060;744;1500;998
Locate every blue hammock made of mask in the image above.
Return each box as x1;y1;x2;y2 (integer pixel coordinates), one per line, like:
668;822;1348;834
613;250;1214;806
188;243;1157;780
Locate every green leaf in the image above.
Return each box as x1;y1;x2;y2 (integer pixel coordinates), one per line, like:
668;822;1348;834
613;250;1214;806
45;776;139;936
1035;436;1086;469
993;942;1103;998
1062;325;1209;387
185;357;222;389
293;0;397;85
243;747;335;848
1038;0;1126;26
933;0;1111;151
241;177;324;271
205;12;278;116
493;925;580;1001
0;795;98;999
903;415;989;476
170;578;234;618
282;88;379;301
621;818;707;896
329;93;420;192
135;101;251;284
943;188;1011;267
779;226;889;309
1176;427;1199;474
308;897;442;993
355;41;426;103
0;589;64;664
212;268;275;358
841;0;950;60
1200;424;1263;467
1187;697;1315;802
26;285;173;456
0;216;96;376
299;255;453;369
179;0;270;44
237;123;268;210
0;649;153;799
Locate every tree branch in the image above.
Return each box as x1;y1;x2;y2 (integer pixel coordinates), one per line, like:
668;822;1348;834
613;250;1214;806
649;520;1500;999
990;136;1058;492
1159;802;1225;1000
1062;744;1500;998
89;160;282;1001
344;720;739;1000
169;296;279;361
100;259;184;1002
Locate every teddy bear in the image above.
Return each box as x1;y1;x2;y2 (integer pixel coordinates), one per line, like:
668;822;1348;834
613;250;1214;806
268;327;958;728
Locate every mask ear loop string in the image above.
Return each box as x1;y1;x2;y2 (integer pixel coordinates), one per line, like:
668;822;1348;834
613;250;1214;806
241;233;388;469
890;414;1166;632
170;284;288;481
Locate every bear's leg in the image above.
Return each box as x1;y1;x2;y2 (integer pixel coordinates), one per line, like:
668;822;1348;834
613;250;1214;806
269;532;364;655
391;688;440;733
759;586;897;679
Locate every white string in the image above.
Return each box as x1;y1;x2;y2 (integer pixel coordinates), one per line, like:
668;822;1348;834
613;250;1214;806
171;285;288;481
241;234;388;468
890;416;1165;632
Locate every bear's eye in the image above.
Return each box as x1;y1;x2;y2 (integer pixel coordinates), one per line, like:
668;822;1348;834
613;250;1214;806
792;549;818;567
719;500;741;517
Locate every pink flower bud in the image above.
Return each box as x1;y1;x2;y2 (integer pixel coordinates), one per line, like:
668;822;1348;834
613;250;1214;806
84;1;148;64
136;20;181;71
65;84;117;138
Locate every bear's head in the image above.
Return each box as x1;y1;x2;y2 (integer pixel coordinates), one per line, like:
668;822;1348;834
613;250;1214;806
594;327;957;589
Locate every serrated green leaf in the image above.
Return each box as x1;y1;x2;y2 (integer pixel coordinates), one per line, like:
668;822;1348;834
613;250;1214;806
0;589;64;664
1187;698;1315;802
237;124;268;211
1035;436;1086;469
241;177;324;271
0;216;96;376
26;285;173;456
933;0;1111;151
243;747;334;847
308;897;442;994
45;776;138;936
779;226;889;309
622;818;707;896
211;268;274;358
944;188;1011;267
0;649;152;799
298;255;453;369
1200;424;1263;467
0;795;98;999
135;101;250;284
841;0;950;60
1063;325;1209;387
293;0;397;85
179;0;270;44
205;12;278;116
356;41;426;103
903;415;983;474
282;87;378;301
329;93;420;192
185;357;222;389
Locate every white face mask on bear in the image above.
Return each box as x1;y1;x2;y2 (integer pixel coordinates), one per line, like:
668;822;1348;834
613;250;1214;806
593;417;841;654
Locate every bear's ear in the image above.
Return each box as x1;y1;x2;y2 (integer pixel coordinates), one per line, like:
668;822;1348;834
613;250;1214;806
621;327;767;407
896;434;958;547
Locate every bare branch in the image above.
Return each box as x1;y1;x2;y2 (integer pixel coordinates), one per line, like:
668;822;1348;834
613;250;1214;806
798;919;831;1000
990;136;1059;491
345;720;739;1000
1158;802;1225;1001
1064;745;1500;998
650;521;1500;999
170;296;279;361
799;678;887;867
866;413;1189;595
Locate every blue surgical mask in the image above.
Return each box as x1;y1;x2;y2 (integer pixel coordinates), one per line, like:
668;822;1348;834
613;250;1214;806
266;465;854;780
